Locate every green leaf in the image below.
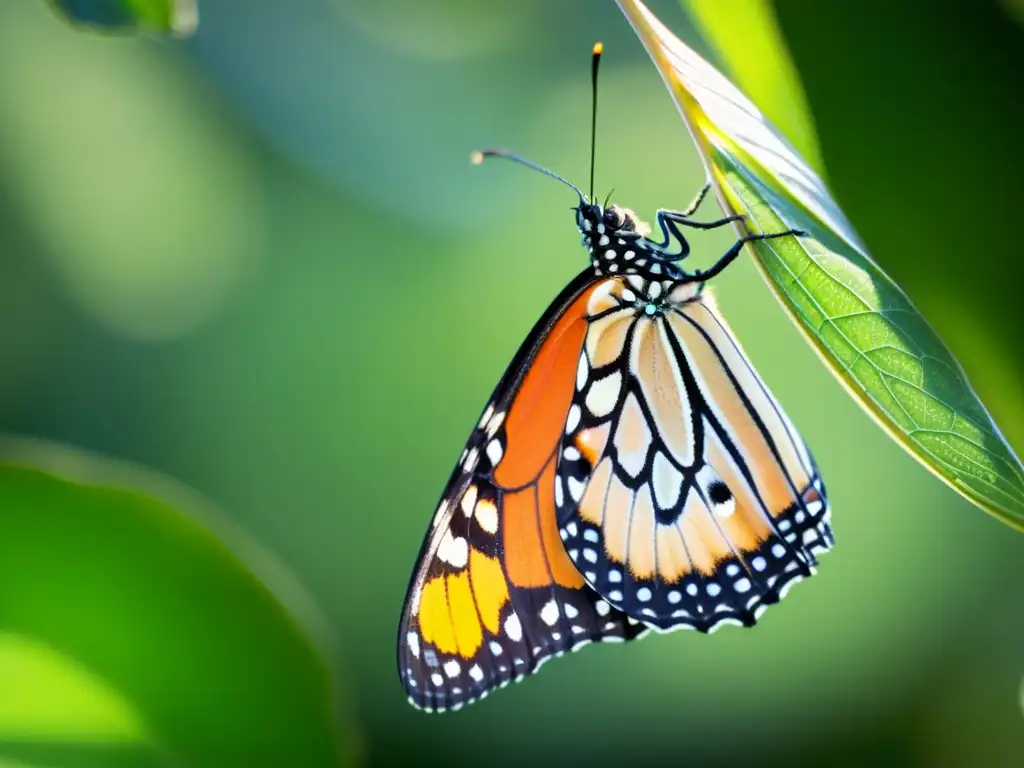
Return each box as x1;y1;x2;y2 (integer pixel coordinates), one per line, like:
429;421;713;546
46;0;198;36
0;439;349;767
0;631;146;741
680;0;824;174
616;0;1024;531
768;0;1024;460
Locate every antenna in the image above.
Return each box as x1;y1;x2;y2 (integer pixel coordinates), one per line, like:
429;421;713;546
471;44;604;205
471;149;585;202
590;42;603;204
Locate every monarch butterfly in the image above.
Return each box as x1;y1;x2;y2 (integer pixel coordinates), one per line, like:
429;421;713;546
398;43;831;713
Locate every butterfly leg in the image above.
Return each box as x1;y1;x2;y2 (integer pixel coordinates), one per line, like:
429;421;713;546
650;202;746;258
693;228;806;282
660;210;746;231
659;181;745;232
680;182;711;217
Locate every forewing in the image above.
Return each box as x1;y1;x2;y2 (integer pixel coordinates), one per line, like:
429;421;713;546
556;277;831;632
398;272;647;713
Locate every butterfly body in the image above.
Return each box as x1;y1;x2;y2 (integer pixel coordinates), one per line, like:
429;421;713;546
397;192;831;712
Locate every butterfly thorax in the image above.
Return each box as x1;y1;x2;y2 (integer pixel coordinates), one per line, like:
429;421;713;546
577;202;689;313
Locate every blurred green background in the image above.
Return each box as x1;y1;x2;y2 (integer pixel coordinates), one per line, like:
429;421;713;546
1;1;1022;766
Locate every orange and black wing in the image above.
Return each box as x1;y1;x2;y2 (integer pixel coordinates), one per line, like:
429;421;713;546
398;271;647;713
556;277;831;632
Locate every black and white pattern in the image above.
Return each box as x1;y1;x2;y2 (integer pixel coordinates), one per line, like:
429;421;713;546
553;203;832;632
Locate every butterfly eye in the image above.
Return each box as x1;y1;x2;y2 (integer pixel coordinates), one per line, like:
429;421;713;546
603;209;622;228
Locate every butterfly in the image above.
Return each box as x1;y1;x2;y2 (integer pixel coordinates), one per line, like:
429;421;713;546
397;44;831;713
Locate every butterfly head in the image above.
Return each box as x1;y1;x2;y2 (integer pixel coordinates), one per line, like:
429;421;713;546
575;202;636;238
576;203;652;252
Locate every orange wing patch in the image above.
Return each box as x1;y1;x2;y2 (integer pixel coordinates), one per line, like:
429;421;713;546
501;487;550;588
494;287;593;488
501;467;585;589
494;285;593;589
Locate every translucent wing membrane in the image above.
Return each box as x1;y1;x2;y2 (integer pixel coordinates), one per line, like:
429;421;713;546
398;272;647;713
556;277;831;632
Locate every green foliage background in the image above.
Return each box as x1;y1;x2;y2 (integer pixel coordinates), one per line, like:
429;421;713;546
0;1;1022;765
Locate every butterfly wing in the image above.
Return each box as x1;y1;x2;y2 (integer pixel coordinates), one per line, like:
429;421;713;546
398;271;647;713
556;277;831;632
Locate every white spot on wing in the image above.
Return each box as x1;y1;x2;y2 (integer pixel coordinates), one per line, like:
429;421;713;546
437;530;469;569
407;631;420;658
504;612;523;642
460;485;477;517
566;404;581;433
486;411;505;436
444;659;461;678
486;439;503;466
475;498;499;534
478;403;494;429
540;600;560;626
567;476;585;502
712;494;735;518
576;355;589;391
431;499;449;529
586;371;622;418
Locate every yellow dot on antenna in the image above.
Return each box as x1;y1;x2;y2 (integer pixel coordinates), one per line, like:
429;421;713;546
470;151;485;166
593;42;604;55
